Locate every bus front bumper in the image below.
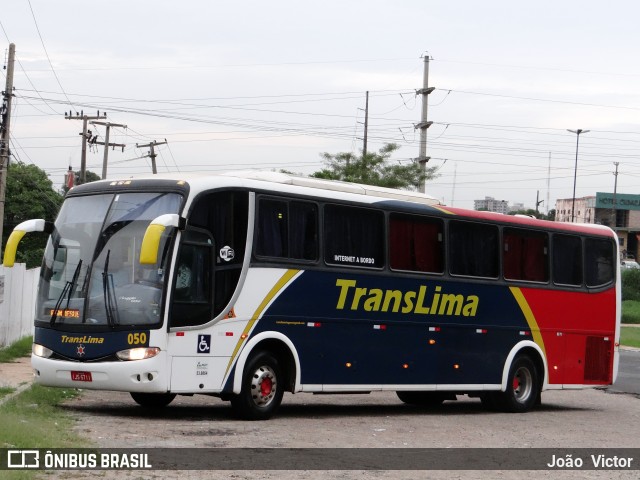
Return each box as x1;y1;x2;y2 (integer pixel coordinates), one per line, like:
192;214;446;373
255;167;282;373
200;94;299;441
31;351;170;393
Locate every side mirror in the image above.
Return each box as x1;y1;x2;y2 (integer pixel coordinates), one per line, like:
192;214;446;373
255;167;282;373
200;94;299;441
3;219;50;267
140;214;184;265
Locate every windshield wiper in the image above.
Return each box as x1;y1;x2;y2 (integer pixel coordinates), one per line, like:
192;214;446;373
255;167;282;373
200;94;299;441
50;259;83;326
102;250;120;328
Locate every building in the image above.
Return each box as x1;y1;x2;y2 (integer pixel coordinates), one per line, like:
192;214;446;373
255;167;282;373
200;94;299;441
474;196;509;214
510;202;525;212
555;192;640;259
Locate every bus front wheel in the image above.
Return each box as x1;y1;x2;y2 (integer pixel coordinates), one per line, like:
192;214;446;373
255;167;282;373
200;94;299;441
230;351;284;420
130;392;176;408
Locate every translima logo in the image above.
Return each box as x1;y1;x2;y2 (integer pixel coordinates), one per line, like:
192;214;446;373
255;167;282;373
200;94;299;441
335;278;479;317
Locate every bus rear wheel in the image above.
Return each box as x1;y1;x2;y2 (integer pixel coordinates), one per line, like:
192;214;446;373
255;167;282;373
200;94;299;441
130;392;176;408
494;355;540;413
231;351;284;420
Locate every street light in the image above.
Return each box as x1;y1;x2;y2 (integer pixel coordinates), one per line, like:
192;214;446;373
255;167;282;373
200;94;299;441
567;128;590;222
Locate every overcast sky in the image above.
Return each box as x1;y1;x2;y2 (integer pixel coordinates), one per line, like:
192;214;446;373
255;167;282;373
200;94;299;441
2;1;640;211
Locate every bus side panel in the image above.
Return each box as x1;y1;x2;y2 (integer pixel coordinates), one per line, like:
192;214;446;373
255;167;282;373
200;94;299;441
253;270;533;388
517;286;617;386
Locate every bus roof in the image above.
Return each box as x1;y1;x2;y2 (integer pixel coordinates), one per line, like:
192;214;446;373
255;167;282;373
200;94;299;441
78;170;442;207
71;170;614;238
433;204;615;237
220;170;442;207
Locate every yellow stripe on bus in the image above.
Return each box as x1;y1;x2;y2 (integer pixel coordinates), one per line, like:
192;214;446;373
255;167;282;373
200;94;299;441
224;269;300;378
509;286;546;357
430;205;457;215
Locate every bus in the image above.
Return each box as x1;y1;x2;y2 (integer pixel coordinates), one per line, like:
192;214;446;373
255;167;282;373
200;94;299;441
3;171;620;420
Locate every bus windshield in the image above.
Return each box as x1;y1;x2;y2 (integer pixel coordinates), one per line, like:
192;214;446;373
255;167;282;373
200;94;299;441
37;191;182;328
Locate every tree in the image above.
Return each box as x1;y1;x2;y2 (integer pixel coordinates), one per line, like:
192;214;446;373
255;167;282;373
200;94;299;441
63;169;101;194
545;209;556;221
2;163;63;267
509;209;556;221
81;170;101;184
311;143;438;190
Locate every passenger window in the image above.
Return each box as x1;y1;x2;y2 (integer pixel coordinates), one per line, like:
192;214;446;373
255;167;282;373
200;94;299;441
503;228;549;282
257;199;288;257
256;198;318;261
324;205;384;269
389;213;443;273
585;238;614;287
553;234;583;286
449;221;499;278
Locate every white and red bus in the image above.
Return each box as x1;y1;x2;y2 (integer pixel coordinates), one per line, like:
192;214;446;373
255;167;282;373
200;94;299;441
3;171;620;419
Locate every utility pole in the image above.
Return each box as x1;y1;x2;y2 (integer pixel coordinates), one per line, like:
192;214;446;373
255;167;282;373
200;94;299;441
136;140;167;174
535;190;544;215
546;152;551;216
416;54;434;193
567;128;589;222
90;121;127;179
66;111;107;183
0;43;15;254
450;162;457;207
611;162;619;229
363;91;369;157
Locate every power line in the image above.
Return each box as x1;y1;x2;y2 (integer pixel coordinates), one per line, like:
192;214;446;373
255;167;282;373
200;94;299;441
26;0;76;113
436;87;640;112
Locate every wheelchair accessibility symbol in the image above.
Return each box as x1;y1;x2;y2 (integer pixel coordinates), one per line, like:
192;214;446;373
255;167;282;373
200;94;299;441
197;334;211;354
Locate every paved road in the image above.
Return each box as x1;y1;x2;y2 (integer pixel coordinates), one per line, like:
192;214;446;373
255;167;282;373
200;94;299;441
52;385;640;480
610;349;640;395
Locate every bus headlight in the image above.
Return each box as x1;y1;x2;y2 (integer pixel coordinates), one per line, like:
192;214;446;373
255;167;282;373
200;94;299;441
33;343;53;358
116;347;161;361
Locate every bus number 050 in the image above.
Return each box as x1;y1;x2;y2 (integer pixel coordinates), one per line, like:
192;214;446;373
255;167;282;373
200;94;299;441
128;333;147;345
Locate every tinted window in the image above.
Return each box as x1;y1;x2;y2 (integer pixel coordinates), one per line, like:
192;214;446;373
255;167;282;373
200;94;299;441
324;205;384;268
257;199;287;257
449;221;499;278
585;238;614;287
171;229;214;327
189;190;248;268
256;198;318;261
188;190;249;317
553;234;582;286
503;228;549;282
389;213;443;273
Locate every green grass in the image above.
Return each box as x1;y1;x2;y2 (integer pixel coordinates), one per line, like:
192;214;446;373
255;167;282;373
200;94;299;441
0;336;33;362
0;386;86;479
622;300;640;324
0;337;87;479
621;326;640;349
0;384;83;447
0;336;32;401
0;386;14;400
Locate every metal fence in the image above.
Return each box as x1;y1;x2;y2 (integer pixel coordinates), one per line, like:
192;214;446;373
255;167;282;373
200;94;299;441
0;264;39;348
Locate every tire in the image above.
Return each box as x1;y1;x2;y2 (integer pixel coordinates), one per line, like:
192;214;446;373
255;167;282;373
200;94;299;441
495;355;540;413
130;392;176;408
396;391;450;406
231;351;284;420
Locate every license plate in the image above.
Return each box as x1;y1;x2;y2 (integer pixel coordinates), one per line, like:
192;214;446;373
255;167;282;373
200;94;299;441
71;371;92;382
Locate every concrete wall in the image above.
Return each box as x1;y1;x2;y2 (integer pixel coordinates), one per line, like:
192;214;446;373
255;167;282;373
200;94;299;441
0;264;39;348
